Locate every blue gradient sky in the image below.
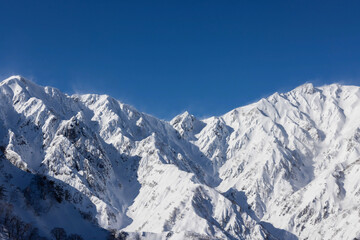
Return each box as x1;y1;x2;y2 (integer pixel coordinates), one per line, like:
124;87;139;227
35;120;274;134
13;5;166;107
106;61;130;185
1;1;360;119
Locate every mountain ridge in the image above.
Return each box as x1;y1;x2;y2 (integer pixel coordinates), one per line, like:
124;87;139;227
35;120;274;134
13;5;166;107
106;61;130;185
0;76;359;239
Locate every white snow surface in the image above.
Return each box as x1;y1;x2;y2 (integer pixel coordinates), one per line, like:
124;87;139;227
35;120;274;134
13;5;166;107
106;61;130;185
0;76;360;239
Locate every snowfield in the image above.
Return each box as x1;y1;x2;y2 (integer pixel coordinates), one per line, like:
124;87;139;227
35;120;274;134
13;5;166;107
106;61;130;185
0;76;360;239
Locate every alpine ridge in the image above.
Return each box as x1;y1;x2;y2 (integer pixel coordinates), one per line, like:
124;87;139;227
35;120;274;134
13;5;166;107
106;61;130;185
0;76;359;240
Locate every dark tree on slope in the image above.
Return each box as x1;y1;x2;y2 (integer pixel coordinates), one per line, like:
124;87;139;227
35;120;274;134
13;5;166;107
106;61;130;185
0;201;49;240
51;227;67;240
107;230;128;240
5;215;32;240
118;231;129;240
0;185;5;200
0;202;12;221
67;233;84;240
28;228;44;240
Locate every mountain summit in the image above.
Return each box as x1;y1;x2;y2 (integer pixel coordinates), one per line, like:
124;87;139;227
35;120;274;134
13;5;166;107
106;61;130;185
0;76;359;240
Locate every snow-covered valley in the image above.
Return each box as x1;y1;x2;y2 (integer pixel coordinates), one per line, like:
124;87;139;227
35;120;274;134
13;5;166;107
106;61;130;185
0;76;360;239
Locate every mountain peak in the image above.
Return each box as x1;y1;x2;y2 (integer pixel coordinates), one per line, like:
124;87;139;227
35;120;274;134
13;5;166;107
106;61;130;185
170;111;193;125
292;82;317;94
0;75;42;93
1;75;26;85
170;111;206;140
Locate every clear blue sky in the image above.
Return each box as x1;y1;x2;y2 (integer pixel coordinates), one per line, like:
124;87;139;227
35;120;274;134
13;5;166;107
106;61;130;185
1;1;360;119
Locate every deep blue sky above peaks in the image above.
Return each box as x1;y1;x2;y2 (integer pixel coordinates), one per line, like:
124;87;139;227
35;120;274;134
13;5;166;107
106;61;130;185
1;1;360;119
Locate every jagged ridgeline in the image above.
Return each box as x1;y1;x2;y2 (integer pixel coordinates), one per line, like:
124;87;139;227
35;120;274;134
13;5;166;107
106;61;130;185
0;76;360;240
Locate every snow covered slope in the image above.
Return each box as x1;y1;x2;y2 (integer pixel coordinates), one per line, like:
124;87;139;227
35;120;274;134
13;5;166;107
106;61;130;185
0;76;359;240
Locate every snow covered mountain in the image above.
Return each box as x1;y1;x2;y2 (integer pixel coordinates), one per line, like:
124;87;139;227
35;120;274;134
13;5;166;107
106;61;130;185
0;76;359;240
